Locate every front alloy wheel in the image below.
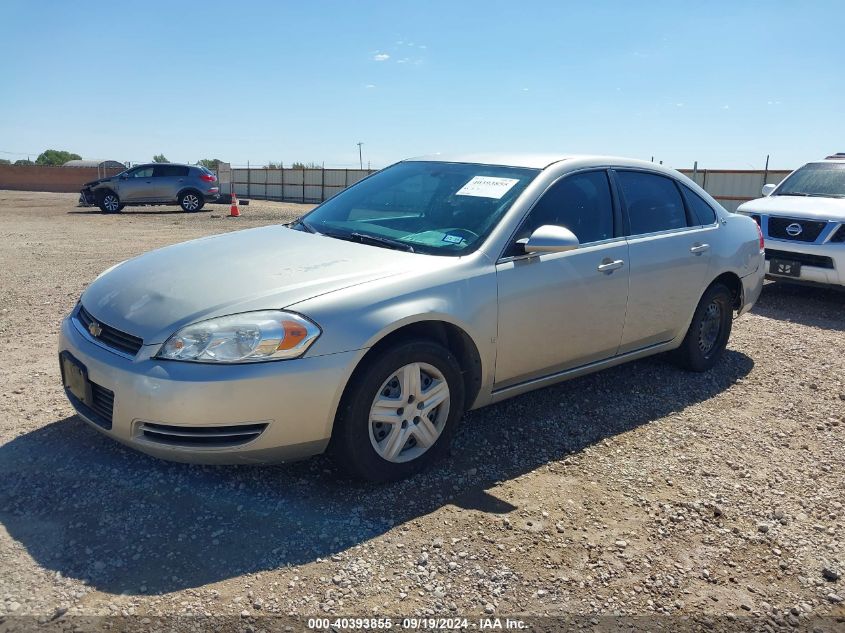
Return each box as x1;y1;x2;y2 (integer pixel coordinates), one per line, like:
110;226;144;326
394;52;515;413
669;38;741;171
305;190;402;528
99;193;121;213
369;362;450;463
331;339;465;482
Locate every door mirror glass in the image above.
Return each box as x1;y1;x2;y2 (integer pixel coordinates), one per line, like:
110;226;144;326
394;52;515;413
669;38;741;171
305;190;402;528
762;183;776;197
518;225;580;254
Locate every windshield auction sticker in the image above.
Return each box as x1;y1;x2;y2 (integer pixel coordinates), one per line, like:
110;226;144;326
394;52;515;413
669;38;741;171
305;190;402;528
456;176;520;199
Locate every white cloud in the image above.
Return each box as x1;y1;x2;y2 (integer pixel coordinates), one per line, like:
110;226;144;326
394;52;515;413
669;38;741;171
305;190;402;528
364;84;376;89
373;53;390;62
675;102;684;107
721;104;730;110
522;87;529;92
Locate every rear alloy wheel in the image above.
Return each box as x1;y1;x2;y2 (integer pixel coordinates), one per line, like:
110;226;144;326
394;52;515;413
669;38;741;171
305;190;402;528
331;340;465;482
98;192;121;213
179;191;203;212
673;282;733;372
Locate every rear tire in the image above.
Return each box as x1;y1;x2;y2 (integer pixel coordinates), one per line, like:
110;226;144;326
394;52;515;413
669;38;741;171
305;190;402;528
673;283;733;372
179;191;204;212
330;340;465;482
97;191;121;213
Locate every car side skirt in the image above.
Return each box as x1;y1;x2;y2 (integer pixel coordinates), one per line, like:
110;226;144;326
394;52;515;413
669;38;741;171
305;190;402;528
488;339;676;405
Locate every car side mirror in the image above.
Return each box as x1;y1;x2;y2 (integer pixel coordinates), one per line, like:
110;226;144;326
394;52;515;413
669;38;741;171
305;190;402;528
119;174;128;180
517;225;580;254
761;183;776;197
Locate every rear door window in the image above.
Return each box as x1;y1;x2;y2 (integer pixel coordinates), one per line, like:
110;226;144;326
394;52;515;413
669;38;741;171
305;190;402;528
616;171;689;235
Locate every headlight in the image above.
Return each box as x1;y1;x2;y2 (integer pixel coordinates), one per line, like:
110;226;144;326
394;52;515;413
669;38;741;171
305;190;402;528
156;311;321;363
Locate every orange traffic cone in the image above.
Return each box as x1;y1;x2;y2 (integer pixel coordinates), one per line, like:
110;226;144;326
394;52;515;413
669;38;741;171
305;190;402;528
229;191;241;217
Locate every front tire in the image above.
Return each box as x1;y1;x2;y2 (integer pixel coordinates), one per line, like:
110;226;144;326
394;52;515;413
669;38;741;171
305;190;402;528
673;283;733;372
330;340;465;482
97;191;121;213
179;191;204;212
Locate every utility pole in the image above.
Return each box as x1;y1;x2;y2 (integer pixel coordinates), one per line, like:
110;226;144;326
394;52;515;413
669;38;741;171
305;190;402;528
357;142;364;169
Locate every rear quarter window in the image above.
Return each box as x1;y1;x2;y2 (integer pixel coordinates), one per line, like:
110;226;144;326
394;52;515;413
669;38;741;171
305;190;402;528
682;185;717;225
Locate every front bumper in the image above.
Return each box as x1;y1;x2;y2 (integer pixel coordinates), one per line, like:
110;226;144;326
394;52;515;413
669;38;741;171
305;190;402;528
58;314;360;464
764;240;845;287
79;188;96;206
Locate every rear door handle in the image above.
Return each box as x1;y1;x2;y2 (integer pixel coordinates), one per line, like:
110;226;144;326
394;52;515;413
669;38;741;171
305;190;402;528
597;259;625;273
690;243;710;255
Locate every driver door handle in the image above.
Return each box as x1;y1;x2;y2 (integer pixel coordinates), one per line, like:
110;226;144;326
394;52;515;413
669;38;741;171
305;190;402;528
690;243;711;255
597;259;625;274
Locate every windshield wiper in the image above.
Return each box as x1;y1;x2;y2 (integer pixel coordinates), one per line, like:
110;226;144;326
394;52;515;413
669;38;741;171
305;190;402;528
288;219;315;233
350;232;415;253
314;229;415;252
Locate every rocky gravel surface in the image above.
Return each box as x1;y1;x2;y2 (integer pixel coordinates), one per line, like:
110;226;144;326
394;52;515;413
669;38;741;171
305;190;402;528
0;190;843;629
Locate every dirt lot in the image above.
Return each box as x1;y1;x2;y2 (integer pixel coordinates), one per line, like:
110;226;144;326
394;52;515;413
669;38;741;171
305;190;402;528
0;190;843;627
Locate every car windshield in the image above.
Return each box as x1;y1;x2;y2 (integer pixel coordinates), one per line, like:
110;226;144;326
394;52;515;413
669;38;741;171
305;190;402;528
295;161;540;255
775;163;845;198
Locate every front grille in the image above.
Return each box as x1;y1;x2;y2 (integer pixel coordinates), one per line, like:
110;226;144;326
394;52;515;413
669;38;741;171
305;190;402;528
765;248;835;269
830;225;845;243
138;422;268;447
76;305;144;356
767;217;828;242
66;380;114;430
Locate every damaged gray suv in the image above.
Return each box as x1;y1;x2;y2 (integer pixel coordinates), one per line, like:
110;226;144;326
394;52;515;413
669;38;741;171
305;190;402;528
80;163;220;213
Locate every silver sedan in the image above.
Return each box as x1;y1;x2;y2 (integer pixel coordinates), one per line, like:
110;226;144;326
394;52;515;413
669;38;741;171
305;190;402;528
59;154;765;481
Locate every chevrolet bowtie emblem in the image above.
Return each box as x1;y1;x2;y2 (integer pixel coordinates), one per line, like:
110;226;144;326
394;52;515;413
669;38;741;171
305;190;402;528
88;320;103;337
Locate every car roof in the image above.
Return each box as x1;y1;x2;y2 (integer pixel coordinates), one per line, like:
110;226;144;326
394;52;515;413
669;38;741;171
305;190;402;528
134;163;195;168
403;152;672;172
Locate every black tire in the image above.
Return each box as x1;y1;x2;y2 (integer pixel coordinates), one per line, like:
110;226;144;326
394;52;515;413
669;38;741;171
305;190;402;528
97;191;121;213
330;339;465;482
179;191;204;212
673;283;733;372
117;204;126;211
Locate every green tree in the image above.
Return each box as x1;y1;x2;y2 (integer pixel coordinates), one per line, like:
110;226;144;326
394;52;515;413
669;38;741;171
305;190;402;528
197;158;223;170
291;161;322;169
152;154;169;163
14;159;34;166
35;149;82;166
0;159;10;165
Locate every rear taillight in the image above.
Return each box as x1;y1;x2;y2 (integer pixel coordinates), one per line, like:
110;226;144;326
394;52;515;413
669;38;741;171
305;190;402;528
756;223;765;251
200;174;216;182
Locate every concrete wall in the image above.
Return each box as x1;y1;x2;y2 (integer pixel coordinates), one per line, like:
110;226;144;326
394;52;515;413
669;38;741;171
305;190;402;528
0;165;123;193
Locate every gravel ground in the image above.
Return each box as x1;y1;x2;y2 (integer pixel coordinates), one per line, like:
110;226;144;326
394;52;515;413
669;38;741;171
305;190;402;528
0;190;843;628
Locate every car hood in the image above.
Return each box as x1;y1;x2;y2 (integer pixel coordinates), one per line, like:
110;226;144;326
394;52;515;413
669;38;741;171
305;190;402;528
738;195;845;221
83;177;113;187
80;225;419;343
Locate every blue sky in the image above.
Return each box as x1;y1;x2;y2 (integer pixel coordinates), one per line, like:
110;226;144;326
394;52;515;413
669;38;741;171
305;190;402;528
1;1;842;169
